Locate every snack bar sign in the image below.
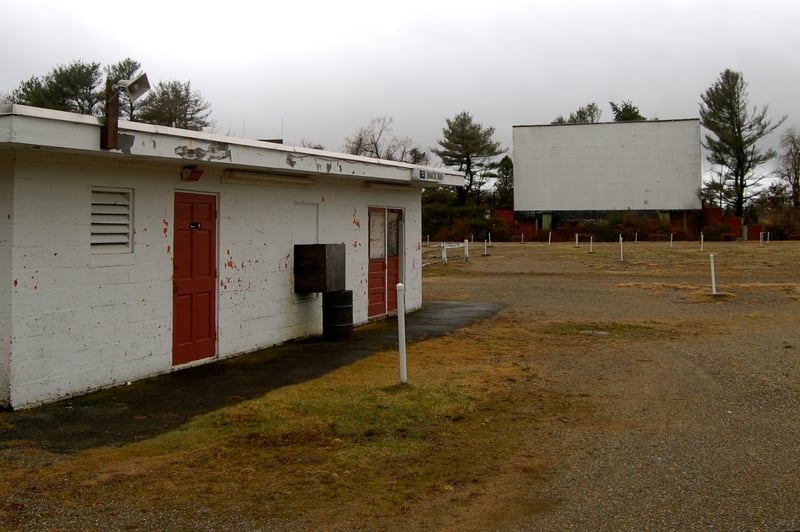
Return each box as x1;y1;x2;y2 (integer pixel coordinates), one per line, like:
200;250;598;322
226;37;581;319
415;169;445;182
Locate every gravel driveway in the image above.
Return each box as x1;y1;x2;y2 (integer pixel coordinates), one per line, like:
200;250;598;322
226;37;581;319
424;241;800;530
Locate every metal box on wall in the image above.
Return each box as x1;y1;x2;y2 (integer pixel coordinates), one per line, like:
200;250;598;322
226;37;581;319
294;243;346;293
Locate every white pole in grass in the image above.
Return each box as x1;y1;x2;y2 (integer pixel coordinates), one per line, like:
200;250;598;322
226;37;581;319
635;232;638;244
700;232;704;251
548;232;552;246
441;242;447;265
396;283;407;383
488;232;492;248
619;234;624;261
464;239;470;261
575;233;579;247
709;254;718;295
484;239;488;256
670;233;674;248
767;232;771;245
589;236;594;254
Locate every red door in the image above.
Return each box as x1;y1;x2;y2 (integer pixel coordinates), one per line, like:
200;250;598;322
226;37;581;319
368;208;402;318
173;192;217;365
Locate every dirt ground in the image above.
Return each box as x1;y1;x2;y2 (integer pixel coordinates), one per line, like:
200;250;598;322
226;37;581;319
1;240;799;530
420;240;800;530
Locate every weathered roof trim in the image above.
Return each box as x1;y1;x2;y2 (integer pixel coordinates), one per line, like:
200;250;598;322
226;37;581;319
0;104;463;187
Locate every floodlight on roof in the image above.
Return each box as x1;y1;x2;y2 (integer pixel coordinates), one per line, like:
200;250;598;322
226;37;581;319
101;72;150;150
114;72;150;102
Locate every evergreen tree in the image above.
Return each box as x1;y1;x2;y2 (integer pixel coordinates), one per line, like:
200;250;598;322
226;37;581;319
699;69;785;216
431;111;504;205
551;102;602;125
609;100;646;121
137;80;213;131
494;155;514;209
12;59;103;115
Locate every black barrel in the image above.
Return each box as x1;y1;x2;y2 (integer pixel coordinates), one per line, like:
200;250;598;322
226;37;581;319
322;290;353;340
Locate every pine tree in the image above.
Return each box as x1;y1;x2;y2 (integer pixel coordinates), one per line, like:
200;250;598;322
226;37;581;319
432;112;504;205
699;69;785;216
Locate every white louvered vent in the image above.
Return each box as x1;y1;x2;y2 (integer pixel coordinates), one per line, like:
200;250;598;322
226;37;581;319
91;187;133;252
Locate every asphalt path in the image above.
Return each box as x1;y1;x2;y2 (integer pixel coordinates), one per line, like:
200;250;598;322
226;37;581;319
0;301;501;453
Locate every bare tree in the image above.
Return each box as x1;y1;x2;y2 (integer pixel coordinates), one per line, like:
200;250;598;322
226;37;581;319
778;127;800;209
344;116;429;164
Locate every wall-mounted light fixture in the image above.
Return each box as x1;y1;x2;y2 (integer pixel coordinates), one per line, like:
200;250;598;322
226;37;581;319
100;72;150;150
181;166;204;181
361;181;415;192
221;169;316;187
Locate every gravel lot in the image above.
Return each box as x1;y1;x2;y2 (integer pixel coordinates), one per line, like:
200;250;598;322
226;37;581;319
423;241;800;530
2;240;798;530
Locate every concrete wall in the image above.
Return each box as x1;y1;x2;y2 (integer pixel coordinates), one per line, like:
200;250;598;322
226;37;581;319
5;151;423;408
0;153;12;406
513;119;702;213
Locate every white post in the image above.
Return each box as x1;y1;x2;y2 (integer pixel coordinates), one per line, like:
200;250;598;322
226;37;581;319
483;239;488;256
548;232;552;246
635;232;638;244
619;235;624;262
396;283;407;384
464;239;469;261
767;232;771;245
488;232;492;248
670;233;674;248
710;254;718;295
575;233;579;247
589;236;594;254
700;232;704;251
441;241;447;265
760;232;764;246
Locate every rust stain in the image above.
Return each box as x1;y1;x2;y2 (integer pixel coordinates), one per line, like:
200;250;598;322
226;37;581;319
13;279;18;287
352;209;361;229
166;245;171;254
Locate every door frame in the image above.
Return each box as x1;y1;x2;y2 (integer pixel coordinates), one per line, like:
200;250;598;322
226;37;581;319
172;191;219;366
367;206;404;319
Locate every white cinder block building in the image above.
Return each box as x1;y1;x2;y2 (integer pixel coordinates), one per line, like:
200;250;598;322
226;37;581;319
0;104;462;409
513;119;702;228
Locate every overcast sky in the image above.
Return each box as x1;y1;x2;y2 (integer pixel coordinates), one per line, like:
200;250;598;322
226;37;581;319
3;0;798;168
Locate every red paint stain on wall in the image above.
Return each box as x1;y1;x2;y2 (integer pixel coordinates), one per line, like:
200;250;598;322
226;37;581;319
352;209;361;229
13;279;18;287
162;218;169;237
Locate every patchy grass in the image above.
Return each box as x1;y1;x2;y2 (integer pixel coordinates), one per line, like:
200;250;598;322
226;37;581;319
3;241;799;529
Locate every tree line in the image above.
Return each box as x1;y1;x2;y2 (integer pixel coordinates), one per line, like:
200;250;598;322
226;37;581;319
4;58;213;131
5;60;799;237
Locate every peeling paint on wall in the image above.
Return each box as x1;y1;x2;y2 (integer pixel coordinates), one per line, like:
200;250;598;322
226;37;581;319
174;142;232;161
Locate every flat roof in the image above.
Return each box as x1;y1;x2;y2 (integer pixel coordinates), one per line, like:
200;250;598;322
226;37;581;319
0;104;463;187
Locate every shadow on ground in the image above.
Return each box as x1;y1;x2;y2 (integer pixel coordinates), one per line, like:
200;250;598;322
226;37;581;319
0;302;501;453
